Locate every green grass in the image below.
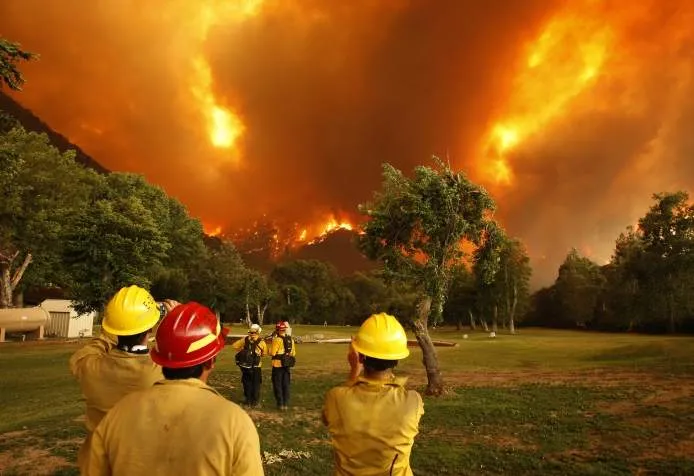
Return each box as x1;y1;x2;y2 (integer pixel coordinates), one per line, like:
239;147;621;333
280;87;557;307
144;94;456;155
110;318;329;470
1;327;694;475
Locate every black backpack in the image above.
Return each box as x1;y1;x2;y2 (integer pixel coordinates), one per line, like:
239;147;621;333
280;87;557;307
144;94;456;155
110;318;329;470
235;337;262;368
278;335;296;368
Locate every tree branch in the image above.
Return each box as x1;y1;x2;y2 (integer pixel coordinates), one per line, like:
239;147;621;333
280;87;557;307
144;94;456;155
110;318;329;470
10;252;32;291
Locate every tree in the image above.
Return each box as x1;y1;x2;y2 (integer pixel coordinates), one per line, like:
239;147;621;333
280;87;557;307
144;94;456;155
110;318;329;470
0;38;36;91
343;271;393;326
0;127;97;307
64;173;171;313
598;227;646;331
473;235;531;334
242;269;275;326
270;259;354;325
637;192;694;333
269;284;310;324
442;265;477;330
188;236;248;320
358;158;498;395
554;249;605;328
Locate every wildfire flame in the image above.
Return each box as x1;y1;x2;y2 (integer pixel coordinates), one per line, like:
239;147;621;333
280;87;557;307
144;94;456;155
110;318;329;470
191;57;244;149
190;1;264;153
480;8;613;185
204;224;223;237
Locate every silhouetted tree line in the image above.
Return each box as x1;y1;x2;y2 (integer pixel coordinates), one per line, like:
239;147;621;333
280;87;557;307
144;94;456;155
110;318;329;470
525;192;694;333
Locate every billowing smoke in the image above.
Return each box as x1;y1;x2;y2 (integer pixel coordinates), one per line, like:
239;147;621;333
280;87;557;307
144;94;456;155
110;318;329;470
1;0;693;285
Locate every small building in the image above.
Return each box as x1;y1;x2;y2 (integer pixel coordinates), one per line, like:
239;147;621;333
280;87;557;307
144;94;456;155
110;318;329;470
41;299;96;338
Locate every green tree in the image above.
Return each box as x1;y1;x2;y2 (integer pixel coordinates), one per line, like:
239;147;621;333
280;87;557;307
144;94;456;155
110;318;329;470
442;265;478;330
64;173;170;312
242;269;275;326
343;271;393;326
270;284;310;324
598;227;646;331
554;249;605;328
473;236;532;334
358;158;498;395
188;236;247;321
270;259;354;325
150;268;190;303
0;38;36;91
0;127;97;307
637;192;694;333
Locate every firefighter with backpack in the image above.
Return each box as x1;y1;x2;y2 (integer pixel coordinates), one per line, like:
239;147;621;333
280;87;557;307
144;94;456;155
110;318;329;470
270;321;296;410
232;324;267;407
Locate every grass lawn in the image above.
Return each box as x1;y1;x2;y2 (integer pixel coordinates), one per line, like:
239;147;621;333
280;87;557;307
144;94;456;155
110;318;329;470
1;326;693;475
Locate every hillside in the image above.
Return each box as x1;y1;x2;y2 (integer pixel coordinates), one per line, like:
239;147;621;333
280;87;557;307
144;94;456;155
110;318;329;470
0;91;108;173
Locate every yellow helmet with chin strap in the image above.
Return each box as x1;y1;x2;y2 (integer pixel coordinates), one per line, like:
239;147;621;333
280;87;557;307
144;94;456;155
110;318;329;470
352;313;410;360
102;285;160;336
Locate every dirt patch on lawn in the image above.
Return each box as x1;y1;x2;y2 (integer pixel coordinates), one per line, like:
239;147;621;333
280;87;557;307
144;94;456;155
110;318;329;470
442;369;691;388
424;427;538;451
0;447;73;475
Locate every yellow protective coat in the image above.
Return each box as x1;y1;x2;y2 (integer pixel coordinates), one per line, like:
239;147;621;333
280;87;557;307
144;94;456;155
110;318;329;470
88;378;265;476
322;376;424;476
269;334;296;368
69;332;162;473
232;335;268;367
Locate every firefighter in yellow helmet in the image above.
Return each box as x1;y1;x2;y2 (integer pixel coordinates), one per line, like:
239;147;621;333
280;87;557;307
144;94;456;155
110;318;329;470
231;323;268;407
270;321;296;410
322;313;424;475
69;285;177;474
88;302;264;476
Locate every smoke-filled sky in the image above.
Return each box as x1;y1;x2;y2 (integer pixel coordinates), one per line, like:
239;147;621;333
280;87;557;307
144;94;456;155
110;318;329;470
2;0;693;285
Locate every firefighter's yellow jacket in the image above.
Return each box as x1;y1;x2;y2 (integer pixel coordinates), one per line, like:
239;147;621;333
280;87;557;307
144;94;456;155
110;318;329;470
269;335;296;368
70;331;162;473
232;335;269;367
88;378;264;476
322;375;424;476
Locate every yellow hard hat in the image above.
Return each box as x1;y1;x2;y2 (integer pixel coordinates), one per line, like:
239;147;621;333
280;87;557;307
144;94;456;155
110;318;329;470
102;285;160;336
352;313;410;360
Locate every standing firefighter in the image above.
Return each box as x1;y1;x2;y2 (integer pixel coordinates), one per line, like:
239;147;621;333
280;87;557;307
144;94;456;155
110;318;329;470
69;285;175;474
322;313;424;476
270;321;296;410
88;302;264;476
232;323;267;407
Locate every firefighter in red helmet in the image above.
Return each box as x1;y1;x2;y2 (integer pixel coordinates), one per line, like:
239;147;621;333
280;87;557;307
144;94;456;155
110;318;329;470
88;302;264;475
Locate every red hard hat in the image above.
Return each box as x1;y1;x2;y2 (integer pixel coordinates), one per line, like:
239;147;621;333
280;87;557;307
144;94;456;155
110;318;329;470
150;302;228;368
276;321;287;330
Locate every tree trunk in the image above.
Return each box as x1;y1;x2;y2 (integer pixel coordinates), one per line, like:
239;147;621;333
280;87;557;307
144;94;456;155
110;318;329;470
492;305;498;333
468;310;476;330
667;292;676;334
0;264;12;308
245;294;252;326
258;302;268;326
481;319;489;332
509;282;518;335
13;290;23;307
455;318;462;331
412;296;444;396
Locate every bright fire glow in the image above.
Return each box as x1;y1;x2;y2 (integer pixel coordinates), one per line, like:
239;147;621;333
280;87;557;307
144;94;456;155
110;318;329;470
204;224;223;236
320;217;353;235
479;9;614;185
191;57;244;149
190;1;264;152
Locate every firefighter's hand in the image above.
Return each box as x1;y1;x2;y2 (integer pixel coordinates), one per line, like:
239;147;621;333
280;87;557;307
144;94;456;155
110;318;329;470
162;299;181;314
348;337;362;375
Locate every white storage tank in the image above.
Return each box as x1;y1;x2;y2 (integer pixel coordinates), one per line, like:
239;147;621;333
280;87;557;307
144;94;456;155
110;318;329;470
41;299;96;338
0;307;49;342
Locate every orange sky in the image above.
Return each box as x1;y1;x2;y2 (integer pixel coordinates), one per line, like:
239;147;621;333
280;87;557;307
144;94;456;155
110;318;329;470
2;0;693;284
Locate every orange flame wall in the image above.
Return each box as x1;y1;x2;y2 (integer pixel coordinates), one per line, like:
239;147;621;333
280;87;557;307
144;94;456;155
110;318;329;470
2;0;694;284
